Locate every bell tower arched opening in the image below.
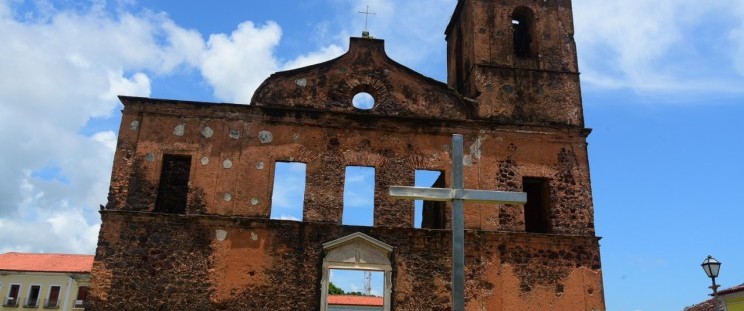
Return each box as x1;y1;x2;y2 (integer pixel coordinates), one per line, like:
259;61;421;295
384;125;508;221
512;6;536;59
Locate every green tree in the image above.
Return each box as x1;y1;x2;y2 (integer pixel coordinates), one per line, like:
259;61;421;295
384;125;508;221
328;282;345;295
347;291;366;296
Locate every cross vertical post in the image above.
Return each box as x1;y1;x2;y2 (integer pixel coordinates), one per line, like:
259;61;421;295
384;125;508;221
389;134;528;311
451;134;466;311
358;5;375;37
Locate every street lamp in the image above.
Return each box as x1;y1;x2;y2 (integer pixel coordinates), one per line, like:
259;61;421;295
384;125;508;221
701;255;722;311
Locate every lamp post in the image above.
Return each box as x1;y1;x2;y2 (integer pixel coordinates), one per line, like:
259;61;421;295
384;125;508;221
701;255;722;311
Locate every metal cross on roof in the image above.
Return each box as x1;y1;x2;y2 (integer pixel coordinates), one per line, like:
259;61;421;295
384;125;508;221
358;5;375;37
389;134;527;311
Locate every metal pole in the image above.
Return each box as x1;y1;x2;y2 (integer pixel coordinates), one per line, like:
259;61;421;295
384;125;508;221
451;134;465;311
711;277;721;311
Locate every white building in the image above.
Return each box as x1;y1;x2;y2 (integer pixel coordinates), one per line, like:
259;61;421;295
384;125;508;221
0;252;93;311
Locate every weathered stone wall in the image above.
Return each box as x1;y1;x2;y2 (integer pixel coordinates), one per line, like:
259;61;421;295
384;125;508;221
466;0;578;71
446;0;584;126
253;38;475;120
89;212;603;311
94;96;601;309
105;98;593;235
94;1;605;308
90;213;214;310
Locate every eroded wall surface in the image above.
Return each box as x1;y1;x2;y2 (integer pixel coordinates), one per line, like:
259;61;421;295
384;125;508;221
91;14;605;310
446;0;584;126
91;213;603;310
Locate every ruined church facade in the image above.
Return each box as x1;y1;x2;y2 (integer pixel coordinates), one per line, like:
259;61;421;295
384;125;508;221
89;0;606;310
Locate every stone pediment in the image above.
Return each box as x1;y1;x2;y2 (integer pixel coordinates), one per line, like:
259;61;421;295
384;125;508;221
320;233;393;311
322;232;393;268
251;37;474;120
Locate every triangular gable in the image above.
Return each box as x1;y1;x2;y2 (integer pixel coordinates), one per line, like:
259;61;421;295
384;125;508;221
320;233;393;311
252;37;474;120
322;232;392;268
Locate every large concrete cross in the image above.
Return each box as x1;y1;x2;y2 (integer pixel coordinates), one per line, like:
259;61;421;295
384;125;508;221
389;134;527;311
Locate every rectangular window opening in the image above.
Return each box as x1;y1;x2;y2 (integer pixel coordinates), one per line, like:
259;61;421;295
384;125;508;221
342;166;375;226
415;170;445;229
4;284;20;307
327;269;384;310
523;177;551;233
154;154;192;214
25;285;40;307
270;162;307;221
73;286;88;309
46;285;61;308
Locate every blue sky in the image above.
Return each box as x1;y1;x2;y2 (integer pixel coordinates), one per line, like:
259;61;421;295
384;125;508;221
0;0;743;310
330;269;384;297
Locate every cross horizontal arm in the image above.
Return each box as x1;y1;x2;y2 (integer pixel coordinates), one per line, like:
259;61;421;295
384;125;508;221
389;186;527;204
389;187;453;201
456;189;527;204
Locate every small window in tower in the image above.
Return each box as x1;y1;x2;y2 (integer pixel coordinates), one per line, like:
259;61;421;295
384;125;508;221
270;162;307;221
415;170;446;229
343;166;375;226
352;92;375;110
512;6;536;59
523;177;551;233
154;154;192;214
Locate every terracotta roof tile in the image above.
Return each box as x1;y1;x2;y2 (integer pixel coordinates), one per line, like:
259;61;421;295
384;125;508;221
327;295;383;306
683;283;744;311
683;298;716;311
0;252;94;273
719;283;744;296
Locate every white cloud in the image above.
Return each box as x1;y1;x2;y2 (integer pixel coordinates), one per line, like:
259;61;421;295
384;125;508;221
325;0;455;79
269;162;307;211
270;178;306;211
102;71;151;101
199;21;282;104
92;131;117;151
731;3;744;75
278;215;300;221
282;44;345;71
198;21;344;103
575;1;685;91
0;0;361;254
574;0;744;97
269;164;307;222
0;1;8;18
47;209;102;254
345;173;371;184
374;0;454;72
343;167;375;208
160;20;206;70
15;0;743;256
0;205;100;254
0;2;201;254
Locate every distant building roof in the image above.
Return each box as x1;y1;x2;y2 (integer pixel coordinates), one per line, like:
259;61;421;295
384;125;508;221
0;252;94;273
683;298;717;311
328;295;383;307
683;283;744;311
718;283;744;296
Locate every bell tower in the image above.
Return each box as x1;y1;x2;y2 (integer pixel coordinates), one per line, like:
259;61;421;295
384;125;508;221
445;0;583;127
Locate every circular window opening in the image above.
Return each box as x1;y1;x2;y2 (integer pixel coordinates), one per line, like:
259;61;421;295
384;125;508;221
352;92;375;110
